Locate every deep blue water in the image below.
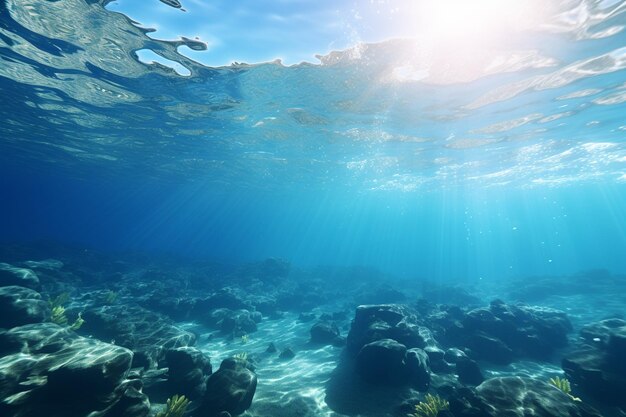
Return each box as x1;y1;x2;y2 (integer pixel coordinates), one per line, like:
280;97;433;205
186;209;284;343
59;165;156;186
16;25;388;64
1;0;626;281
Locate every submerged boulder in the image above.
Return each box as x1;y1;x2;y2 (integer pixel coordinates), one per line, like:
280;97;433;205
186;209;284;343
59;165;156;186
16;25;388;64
198;357;257;416
0;322;133;417
0;285;50;329
356;338;407;384
347;304;432;354
563;318;626;406
474;377;601;417
0;263;40;289
310;320;342;345
163;346;212;399
81;304;195;368
446;300;572;364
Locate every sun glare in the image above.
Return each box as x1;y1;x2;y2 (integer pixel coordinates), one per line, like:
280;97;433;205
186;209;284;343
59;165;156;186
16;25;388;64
417;0;546;47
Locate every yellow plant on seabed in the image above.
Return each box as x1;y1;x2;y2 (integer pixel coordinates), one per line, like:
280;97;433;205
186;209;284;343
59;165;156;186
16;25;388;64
49;292;70;308
549;376;581;402
156;394;190;417
51;306;68;325
51;306;84;330
413;393;449;417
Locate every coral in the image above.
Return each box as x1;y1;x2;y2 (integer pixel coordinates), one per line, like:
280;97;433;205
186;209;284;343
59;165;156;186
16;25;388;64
413;394;449;417
156;394;190;417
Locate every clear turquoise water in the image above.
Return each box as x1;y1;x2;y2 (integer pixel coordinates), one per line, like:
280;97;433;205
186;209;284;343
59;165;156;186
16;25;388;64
1;0;625;280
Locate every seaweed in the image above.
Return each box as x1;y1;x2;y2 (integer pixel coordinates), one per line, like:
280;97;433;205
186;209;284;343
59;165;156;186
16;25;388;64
413;394;449;417
156;394;190;417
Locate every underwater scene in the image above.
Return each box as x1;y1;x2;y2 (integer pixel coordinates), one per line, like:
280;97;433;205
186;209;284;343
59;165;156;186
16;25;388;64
1;0;626;416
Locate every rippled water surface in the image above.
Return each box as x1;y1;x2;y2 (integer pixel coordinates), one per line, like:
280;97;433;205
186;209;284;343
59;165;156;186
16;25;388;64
1;0;626;278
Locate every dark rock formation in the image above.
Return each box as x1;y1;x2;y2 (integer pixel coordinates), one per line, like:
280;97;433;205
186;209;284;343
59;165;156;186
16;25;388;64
355;338;407;384
474;377;601;417
347;304;433;354
279;347;296;360
81;304;195;368
445;300;571;364
310;320;342;345
0;323;135;417
563;318;626;406
203;308;258;335
0;263;40;289
194;288;250;312
163;346;212;399
0;285;50;328
456;356;484;386
198;357;257;416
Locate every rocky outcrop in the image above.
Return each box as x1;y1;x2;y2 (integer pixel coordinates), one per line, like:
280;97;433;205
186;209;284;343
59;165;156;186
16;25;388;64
0;263;40;289
0;285;50;328
197;357;257;416
163;346;212;400
562;318;626;406
445;300;572;364
310;320;343;346
449;377;602;417
81;304;195;368
347;304;434;353
0;323;136;417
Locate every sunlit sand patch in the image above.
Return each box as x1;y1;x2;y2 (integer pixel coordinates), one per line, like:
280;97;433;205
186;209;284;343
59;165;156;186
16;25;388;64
188;313;346;416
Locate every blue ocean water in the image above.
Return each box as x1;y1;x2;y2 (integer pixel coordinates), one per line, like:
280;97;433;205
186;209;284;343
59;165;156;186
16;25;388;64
2;0;626;281
3;2;626;417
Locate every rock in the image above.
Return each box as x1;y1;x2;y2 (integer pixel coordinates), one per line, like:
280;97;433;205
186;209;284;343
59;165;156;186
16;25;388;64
310;321;341;345
0;263;40;289
249;295;277;316
355;338;407;385
424;346;449;373
164;346;212;399
475;377;602;417
456;357;484;386
444;347;467;364
579;318;626;345
279;347;296;360
466;334;514;365
446;300;571;364
347;304;429;355
0;323;133;417
143;294;195;321
0;286;50;328
194;288;249;312
81;304;195;368
204;308;258;335
405;348;431;390
562;319;626;406
24;259;64;270
88;383;150;417
199;358;257;416
607;325;626;374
